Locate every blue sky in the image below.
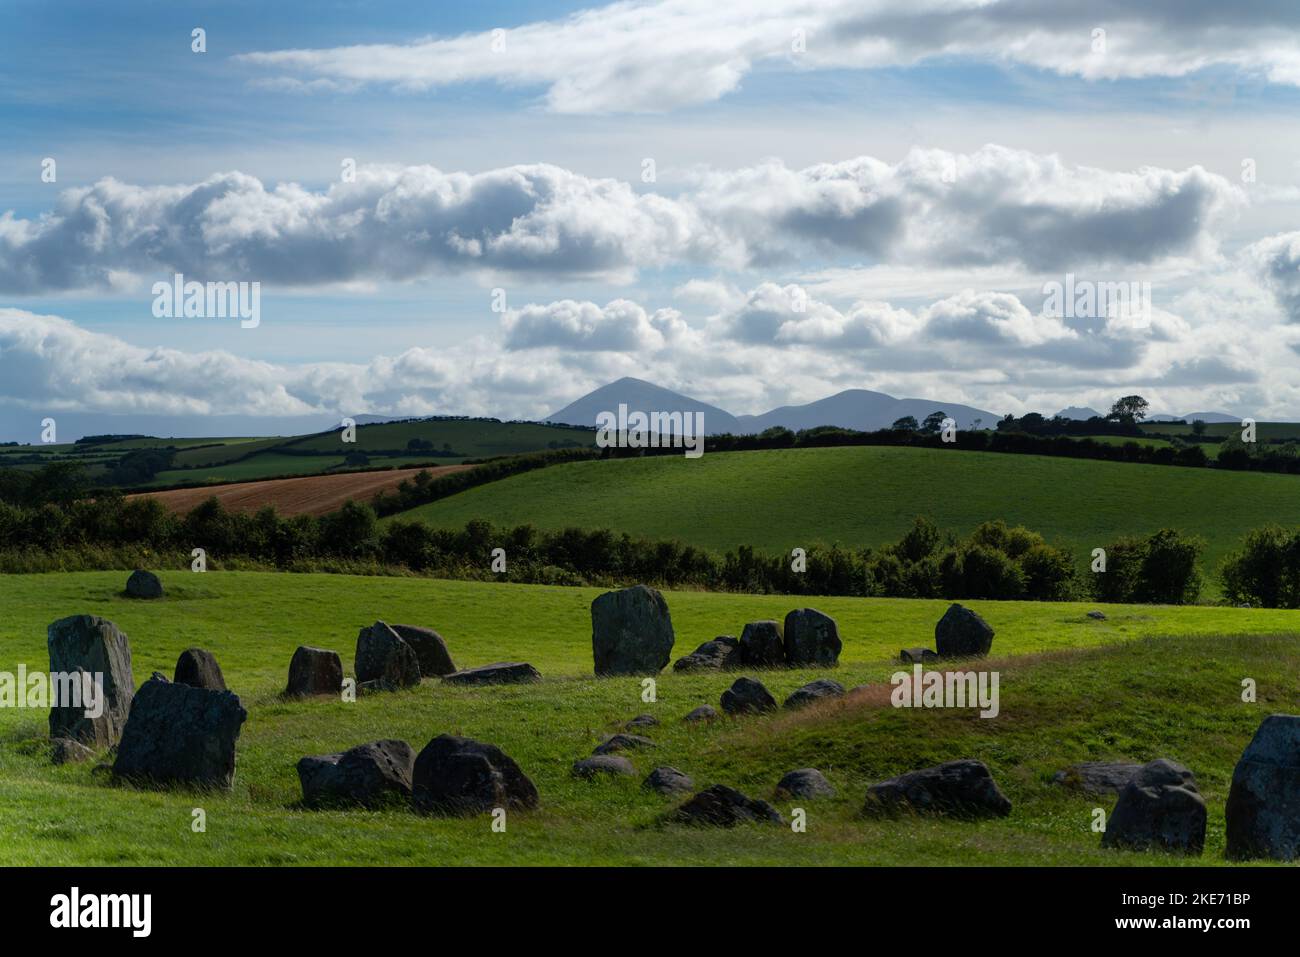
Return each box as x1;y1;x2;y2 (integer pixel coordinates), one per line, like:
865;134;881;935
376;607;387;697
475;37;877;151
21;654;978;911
4;0;1300;439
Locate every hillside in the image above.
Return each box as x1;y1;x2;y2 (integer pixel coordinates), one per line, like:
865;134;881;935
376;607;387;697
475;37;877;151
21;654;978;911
385;444;1300;575
1;571;1297;865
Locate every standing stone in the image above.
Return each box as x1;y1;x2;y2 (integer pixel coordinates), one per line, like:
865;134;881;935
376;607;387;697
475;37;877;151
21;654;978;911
355;621;421;688
673;636;741;673
738;621;784;667
1225;714;1300;861
174;648;226;691
1102;759;1205;855
285;646;343;697
389;624;456;677
47;615;134;748
412;735;539;816
934;604;995;658
297;740;415;808
783;608;842;666
671;785;783;826
591;584;675;676
113;674;247;790
720;677;777;716
775;768;835;799
783;678;845;710
863;759;1012;819
125;569;163;599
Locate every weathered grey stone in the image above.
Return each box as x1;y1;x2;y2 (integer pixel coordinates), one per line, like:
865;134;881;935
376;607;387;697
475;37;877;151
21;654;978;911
592;733;655;755
591;584;675;676
783;678;845;710
934;604;995;658
174;648;226;691
47;615;134;748
1225;714;1300;861
783;608;842;667
683;705;719;723
50;737;94;765
623;714;659;729
285;646;343;697
125;569;163;599
389;624;456;677
775;768;835;799
672;636;741;673
1103;759;1205;855
1086;610;1107;621
900;647;938;664
863;759;1011;819
643;766;694;795
738;621;784;667
720;677;777;716
112;674;247;790
297;739;415;808
355;621;421;688
572;755;635;778
671;785;783;826
413;735;539;815
442;662;541;685
1052;761;1144;797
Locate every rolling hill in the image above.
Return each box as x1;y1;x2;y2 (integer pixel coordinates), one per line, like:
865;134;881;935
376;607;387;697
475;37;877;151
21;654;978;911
385;444;1300;577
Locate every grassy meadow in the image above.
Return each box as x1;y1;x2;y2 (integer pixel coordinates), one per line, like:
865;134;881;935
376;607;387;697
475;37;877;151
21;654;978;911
1;570;1297;866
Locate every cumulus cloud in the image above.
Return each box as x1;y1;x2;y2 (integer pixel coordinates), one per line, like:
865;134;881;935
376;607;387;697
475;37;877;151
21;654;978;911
235;0;1300;114
502;298;685;351
1244;231;1300;322
0;148;1238;295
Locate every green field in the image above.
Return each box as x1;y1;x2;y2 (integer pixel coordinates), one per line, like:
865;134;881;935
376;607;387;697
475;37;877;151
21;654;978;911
1;570;1298;865
287;418;594;458
387;445;1300;575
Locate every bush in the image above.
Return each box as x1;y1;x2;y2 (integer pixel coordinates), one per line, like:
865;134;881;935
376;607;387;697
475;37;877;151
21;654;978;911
1091;529;1203;604
1220;525;1300;608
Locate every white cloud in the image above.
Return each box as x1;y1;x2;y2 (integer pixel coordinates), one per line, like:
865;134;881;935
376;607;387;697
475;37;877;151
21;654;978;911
502;298;684;351
236;0;1300;114
0;147;1239;295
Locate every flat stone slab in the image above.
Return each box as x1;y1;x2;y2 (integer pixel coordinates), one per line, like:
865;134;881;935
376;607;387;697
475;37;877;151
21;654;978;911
573;755;635;778
643;766;694;796
592;733;655;755
671;785;783;827
442;662;542;686
1052;761;1145;797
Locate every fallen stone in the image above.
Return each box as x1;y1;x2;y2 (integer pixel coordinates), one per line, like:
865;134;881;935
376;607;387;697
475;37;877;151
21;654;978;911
721;677;777;716
1225;714;1300;861
623;714;659;729
355;621;421;688
442;662;542;685
389;624;456;677
783;678;845;710
285;646;343;697
125;569;163;599
297;739;415;808
775;768;835;799
113;674;247;790
1086;611;1107;621
1102;759;1205;855
643;766;694;796
672;635;741;673
50;737;94;765
900;647;938;664
671;785;783;826
934;604;995;658
413;735;539;815
572;755;636;778
47;615;134;748
738;621;784;667
174;648;226;691
591;584;675;676
1052;761;1145;797
783;608;842;667
863;759;1012;819
592;733;655;755
683;705;719;723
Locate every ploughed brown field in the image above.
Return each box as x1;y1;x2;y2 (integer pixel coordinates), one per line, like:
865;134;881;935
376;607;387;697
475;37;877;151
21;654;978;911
130;465;473;516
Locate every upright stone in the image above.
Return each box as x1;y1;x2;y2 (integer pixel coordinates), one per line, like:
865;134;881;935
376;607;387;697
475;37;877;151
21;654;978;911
389;624;456;677
738;621;784;667
285;646;343;697
783;608;842;666
1225;714;1300;861
355;621;421;688
412;735;539;816
174;648;226;691
112;674;247;790
591;584;675;676
47;615;135;748
934;604;995;658
125;569;163;599
1102;759;1205;855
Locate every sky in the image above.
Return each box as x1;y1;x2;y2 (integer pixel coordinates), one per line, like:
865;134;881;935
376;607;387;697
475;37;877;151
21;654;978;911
4;0;1300;440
